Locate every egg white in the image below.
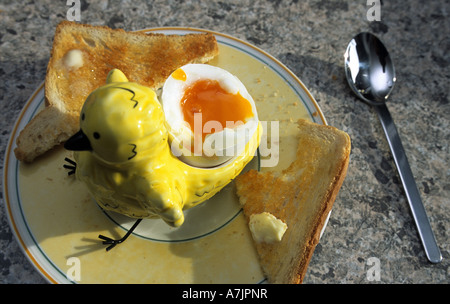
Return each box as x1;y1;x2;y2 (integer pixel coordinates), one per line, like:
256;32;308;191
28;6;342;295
161;64;259;167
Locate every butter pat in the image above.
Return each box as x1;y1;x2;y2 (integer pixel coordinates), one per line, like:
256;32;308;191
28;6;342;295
249;212;287;243
64;49;83;70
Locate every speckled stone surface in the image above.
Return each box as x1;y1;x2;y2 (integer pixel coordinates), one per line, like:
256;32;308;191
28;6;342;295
0;0;448;284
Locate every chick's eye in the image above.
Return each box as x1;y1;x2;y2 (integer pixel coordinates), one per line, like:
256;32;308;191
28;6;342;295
93;132;100;139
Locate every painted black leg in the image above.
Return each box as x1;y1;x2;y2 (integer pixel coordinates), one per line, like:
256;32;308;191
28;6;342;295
63;157;77;175
98;219;143;251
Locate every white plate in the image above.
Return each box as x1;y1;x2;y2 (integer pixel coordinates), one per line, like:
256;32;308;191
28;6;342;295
3;27;326;283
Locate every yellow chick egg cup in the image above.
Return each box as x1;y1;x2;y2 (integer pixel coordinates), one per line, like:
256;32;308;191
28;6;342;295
64;69;262;250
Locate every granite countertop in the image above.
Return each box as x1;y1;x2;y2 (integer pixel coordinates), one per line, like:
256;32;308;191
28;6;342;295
0;0;448;284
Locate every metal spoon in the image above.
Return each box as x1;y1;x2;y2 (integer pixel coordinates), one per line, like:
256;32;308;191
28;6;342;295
344;32;442;263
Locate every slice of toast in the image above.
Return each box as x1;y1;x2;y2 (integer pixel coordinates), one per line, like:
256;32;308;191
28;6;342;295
14;21;219;162
235;119;351;284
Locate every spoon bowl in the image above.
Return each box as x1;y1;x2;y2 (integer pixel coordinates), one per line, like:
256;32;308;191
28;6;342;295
344;32;442;263
344;32;396;105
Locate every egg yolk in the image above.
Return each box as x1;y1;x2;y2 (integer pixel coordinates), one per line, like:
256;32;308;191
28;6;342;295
172;68;187;81
180;79;254;141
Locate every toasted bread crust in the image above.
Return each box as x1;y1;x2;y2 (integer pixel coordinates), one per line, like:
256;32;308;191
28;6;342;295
235;119;351;284
14;21;219;162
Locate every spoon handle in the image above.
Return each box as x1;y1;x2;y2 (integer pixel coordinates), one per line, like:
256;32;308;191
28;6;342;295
374;104;442;263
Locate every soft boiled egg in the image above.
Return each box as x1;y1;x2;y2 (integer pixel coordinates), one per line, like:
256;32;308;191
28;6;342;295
162;64;259;167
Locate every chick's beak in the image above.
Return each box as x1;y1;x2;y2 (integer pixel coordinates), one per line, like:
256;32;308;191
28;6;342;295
64;129;92;151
